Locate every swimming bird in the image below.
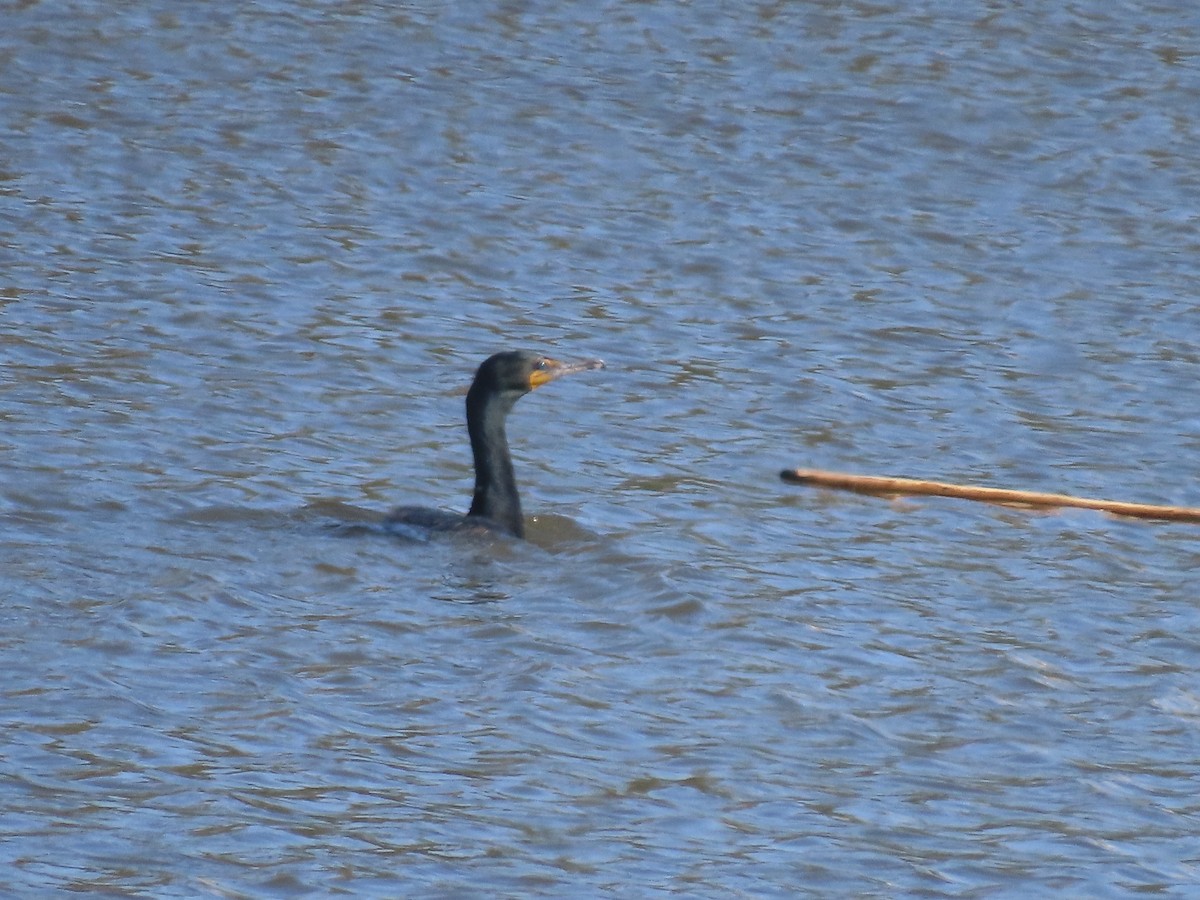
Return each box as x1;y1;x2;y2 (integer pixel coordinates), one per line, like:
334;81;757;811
385;350;604;539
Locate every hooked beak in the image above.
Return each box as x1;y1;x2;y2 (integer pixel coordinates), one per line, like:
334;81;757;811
529;356;606;389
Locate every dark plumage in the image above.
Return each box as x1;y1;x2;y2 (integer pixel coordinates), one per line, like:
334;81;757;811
385;350;604;539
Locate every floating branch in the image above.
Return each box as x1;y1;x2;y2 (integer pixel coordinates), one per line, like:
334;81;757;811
780;467;1200;524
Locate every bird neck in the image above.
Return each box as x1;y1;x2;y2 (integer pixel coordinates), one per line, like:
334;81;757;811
466;389;524;537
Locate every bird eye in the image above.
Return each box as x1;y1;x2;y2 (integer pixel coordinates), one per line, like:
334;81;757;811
535;359;548;370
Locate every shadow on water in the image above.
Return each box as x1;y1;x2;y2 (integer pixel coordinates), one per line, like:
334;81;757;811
281;499;705;618
294;498;606;552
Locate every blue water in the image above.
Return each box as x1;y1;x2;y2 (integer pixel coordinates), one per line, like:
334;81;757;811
3;1;1200;895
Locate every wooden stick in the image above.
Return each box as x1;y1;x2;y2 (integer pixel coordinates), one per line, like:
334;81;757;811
780;467;1200;523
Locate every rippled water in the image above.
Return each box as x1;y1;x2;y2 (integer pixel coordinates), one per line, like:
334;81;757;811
4;1;1200;896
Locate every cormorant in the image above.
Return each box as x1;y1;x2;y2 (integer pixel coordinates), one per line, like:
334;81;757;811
384;350;604;539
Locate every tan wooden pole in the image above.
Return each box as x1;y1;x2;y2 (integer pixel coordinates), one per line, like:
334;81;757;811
780;468;1200;524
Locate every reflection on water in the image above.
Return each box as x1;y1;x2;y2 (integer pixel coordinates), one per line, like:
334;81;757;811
4;0;1200;895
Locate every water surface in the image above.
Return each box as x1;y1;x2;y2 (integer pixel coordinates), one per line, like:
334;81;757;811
3;1;1200;895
